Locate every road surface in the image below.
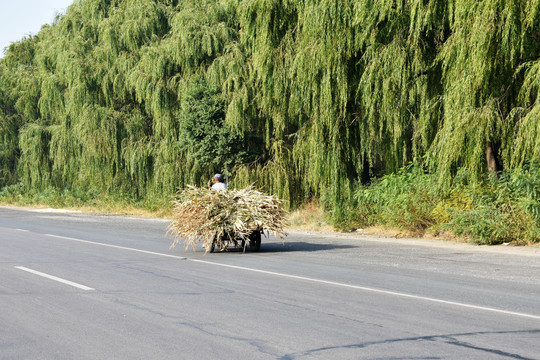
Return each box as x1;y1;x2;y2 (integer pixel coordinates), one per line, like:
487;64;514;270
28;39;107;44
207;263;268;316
1;207;539;359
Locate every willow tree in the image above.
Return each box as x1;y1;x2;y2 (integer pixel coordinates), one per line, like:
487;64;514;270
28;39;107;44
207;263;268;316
0;35;42;189
225;0;448;208
1;0;540;213
430;0;527;184
510;0;540;168
0;66;19;187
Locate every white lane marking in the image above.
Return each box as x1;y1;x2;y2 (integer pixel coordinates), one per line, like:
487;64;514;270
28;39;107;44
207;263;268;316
41;233;540;321
16;229;29;232
190;259;540;320
15;266;94;291
45;234;186;260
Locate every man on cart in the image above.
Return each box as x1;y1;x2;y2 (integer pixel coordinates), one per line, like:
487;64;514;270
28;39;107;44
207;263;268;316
211;173;227;190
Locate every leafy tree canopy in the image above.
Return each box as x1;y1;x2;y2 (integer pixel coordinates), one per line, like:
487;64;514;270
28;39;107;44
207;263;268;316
0;0;539;211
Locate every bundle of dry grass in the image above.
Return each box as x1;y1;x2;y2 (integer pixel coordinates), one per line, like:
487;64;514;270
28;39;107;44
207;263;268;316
168;186;287;252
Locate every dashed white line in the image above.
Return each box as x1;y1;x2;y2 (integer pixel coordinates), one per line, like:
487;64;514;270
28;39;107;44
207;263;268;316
15;266;94;291
45;234;186;260
36;232;540;321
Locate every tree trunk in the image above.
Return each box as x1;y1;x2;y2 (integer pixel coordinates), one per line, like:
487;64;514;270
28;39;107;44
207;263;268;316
486;142;498;173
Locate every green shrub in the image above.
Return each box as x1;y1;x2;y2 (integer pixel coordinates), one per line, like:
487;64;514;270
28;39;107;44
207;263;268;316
353;165;440;233
442;165;540;244
341;164;540;245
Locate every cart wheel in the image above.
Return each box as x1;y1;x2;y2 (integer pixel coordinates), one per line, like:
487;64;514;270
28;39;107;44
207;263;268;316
209;237;216;253
249;231;261;252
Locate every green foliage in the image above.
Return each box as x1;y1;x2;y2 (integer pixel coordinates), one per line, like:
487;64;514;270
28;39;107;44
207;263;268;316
0;0;540;243
443;164;540;244
354;165;440;233
178;77;256;174
0;115;19;186
351;164;540;244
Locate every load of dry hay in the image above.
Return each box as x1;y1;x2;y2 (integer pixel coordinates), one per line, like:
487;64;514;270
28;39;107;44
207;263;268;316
168;186;287;252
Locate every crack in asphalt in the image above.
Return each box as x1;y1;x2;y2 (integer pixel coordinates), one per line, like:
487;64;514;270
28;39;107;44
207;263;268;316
278;329;540;360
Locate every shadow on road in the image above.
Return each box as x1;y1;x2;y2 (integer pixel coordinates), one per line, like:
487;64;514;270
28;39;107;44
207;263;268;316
200;241;357;254
259;241;357;253
204;241;357;254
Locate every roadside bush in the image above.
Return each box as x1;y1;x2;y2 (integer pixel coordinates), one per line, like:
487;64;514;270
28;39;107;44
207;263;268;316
343;164;540;245
442;165;540;245
0;183;25;203
353;165;440;234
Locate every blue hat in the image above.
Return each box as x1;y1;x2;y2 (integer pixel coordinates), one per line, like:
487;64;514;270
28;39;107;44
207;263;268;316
214;173;223;181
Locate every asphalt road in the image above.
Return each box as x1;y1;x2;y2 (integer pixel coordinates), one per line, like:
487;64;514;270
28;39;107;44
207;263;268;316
1;207;539;360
